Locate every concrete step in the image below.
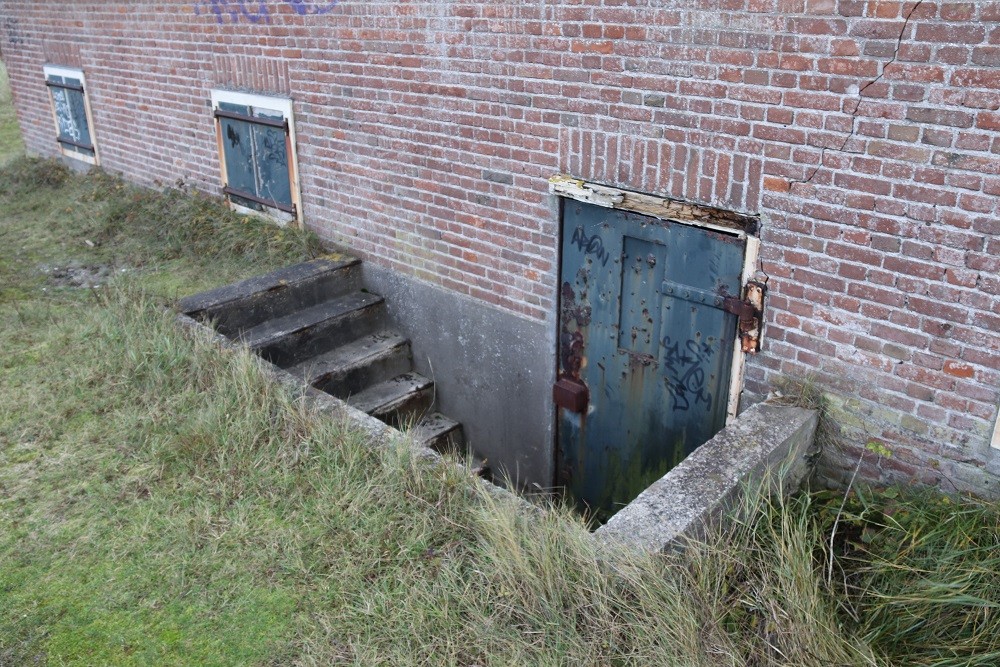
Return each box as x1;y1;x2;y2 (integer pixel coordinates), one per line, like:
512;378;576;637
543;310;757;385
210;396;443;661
241;291;386;368
180;256;477;479
178;254;360;336
286;330;412;396
407;413;488;478
411;412;464;453
467;452;492;481
347;372;434;424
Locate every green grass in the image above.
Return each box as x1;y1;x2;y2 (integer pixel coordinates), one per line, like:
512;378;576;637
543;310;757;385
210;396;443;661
0;159;333;665
815;486;1000;666
1;97;998;664
0;161;871;667
0;59;24;164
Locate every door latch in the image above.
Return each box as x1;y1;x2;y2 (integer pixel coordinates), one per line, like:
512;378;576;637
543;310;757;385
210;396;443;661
553;377;589;413
722;275;767;354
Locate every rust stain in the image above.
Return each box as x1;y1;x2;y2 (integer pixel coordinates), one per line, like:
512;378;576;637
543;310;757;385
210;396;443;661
559;281;592;379
717;278;767;354
556;281;591;413
625;350;656;368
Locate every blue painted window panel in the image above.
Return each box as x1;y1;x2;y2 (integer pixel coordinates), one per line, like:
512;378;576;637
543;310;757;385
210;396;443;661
47;74;94;158
218;102;292;212
251;119;291;208
220;116;258;202
218;102;250;114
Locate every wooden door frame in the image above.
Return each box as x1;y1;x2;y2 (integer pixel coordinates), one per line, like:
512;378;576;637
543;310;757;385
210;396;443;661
549;175;762;424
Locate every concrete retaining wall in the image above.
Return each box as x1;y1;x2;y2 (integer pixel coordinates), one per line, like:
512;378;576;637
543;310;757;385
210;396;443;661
175;311;537;509
179;309;819;552
596;402;819;553
362;263;557;491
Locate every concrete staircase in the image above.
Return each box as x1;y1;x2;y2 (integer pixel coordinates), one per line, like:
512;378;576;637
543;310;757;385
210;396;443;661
179;254;484;468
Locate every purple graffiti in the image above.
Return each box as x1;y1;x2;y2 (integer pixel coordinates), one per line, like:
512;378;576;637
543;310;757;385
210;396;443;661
195;0;339;24
283;0;340;15
195;0;271;24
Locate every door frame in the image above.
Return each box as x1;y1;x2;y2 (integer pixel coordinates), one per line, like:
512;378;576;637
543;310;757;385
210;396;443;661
549;174;762;425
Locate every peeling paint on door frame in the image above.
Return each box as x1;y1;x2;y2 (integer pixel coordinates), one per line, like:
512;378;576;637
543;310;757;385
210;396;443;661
730;235;760;422
548;174;763;426
990;408;1000;451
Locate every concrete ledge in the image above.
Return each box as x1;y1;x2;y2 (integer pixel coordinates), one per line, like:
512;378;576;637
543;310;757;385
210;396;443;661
176;312;396;442
176;311;816;543
595;402;819;553
360;263;556;490
174;312;535;509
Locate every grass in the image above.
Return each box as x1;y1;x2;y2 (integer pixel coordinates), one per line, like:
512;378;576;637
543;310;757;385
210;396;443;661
816;486;1000;666
0;161;864;665
1;94;999;665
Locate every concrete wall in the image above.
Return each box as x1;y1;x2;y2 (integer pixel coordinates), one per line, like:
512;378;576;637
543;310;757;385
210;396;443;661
596;401;819;552
2;0;998;497
362;262;557;490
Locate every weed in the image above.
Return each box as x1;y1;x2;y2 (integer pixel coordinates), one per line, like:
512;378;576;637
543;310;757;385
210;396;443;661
0;155;71;197
686;480;882;667
815;486;1000;666
770;374;826;412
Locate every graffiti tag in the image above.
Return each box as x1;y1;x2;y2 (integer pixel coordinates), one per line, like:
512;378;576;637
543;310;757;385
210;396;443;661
196;0;269;24
571;226;610;267
661;336;714;412
282;0;341;14
226;124;243;149
260;129;287;167
195;0;340;24
52;89;82;143
4;18;24;47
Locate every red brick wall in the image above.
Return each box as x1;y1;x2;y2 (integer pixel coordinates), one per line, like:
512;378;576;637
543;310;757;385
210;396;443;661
2;0;998;494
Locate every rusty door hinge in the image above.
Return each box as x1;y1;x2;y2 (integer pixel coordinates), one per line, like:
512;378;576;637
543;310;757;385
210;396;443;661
722;276;767;353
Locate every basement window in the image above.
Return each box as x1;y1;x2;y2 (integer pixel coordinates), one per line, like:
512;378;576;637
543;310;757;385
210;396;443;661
211;90;300;225
43;66;98;165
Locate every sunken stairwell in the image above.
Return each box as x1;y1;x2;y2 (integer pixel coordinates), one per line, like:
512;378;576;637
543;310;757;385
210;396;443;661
178;254;486;472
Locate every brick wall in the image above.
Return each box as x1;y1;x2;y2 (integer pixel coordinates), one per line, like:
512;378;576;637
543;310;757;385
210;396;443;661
2;0;998;495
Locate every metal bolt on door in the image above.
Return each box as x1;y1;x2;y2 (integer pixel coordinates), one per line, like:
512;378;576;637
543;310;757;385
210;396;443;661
555;201;747;520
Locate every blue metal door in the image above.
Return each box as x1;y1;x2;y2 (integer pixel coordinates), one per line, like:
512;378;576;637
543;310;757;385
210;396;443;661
556;201;746;519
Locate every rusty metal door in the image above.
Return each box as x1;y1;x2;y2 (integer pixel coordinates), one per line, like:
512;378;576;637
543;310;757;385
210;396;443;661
556;201;747;518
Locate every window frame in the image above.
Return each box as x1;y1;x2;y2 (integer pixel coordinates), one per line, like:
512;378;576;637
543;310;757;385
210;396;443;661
210;90;302;226
43;65;99;166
